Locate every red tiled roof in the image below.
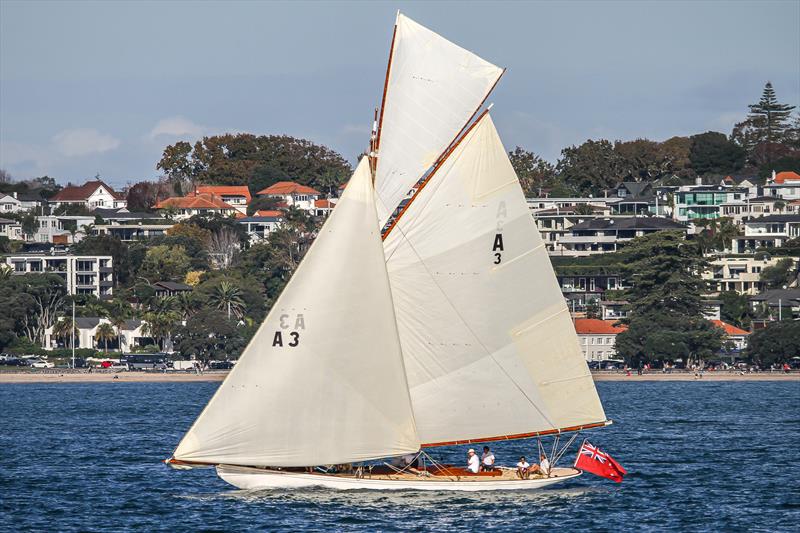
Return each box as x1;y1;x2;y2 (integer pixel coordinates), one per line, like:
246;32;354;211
254;210;284;217
774;171;800;184
574;319;627;335
314;199;335;208
711;320;749;336
51;180;124;201
195;185;252;203
257;181;320;196
155;193;235;210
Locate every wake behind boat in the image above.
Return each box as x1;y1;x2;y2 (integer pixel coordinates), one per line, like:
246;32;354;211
167;12;611;492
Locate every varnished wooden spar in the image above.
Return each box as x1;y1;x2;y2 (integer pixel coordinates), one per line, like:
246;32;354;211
381;108;491;241
371;17;398;176
420;420;612;448
166;420;611;469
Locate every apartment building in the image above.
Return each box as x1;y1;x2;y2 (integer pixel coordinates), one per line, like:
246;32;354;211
703;256;797;295
674;185;749;222
4;253;113;298
730;214;800;253
557;216;688;256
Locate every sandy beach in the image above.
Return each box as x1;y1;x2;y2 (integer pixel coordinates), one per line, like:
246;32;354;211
1;370;797;383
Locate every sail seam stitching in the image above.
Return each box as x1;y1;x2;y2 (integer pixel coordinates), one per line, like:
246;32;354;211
390;221;558;430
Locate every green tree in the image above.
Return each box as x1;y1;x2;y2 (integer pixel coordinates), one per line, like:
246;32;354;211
556;139;624;196
141;297;180;350
585;298;601;319
718;291;753;330
174;309;248;365
689;132;746;176
95;322;116;353
508;147;557;196
760;258;797;289
158;134;351;192
72;235;137;286
747;321;800;366
614;232;722;365
140;245;191;282
208;281;245;320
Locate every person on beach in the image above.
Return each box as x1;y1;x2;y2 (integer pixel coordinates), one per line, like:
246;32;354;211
466;449;480;473
516;456;530;479
481;446;495;471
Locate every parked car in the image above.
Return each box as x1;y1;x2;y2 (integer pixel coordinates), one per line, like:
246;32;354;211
209;360;235;370
30;359;55;369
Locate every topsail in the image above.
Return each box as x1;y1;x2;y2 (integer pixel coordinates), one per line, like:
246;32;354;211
373;13;504;227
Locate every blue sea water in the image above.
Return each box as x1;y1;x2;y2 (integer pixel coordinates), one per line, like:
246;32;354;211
1;381;798;532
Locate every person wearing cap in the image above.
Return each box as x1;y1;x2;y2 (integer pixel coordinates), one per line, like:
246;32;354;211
466;449;480;474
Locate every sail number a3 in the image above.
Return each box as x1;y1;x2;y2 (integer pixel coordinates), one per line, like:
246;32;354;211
272;313;306;347
493;201;507;264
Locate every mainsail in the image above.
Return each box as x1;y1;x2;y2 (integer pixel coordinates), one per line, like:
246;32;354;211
373;13;504;227
382;113;606;446
173;159;420;467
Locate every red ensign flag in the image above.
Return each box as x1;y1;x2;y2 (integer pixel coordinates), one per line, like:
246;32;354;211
574;440;627;483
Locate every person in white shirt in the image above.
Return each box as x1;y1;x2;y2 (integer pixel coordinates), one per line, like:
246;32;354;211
538;453;551;476
466;449;480;474
480;446;496;472
516;456;530;479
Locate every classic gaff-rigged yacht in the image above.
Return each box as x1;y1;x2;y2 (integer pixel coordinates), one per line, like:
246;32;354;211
167;12;610;491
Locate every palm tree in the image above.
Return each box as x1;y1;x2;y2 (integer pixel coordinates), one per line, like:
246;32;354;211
95;323;116;354
142;297;180;350
209;281;245;320
175;292;199;323
53;317;77;349
108;298;131;353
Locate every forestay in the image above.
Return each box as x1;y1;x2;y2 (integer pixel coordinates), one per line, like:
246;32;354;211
174;159;420;467
383;114;606;446
373;13;504;227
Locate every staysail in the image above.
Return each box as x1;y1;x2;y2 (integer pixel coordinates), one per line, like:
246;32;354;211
383;113;606;446
173;159;420;467
373;13;504;227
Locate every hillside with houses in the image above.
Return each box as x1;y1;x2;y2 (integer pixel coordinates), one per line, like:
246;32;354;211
1;82;799;370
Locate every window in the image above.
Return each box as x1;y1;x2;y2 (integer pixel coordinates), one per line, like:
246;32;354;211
608;277;618;289
590;278;596;291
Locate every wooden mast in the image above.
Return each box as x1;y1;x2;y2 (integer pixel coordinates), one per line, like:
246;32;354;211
370;11;399;178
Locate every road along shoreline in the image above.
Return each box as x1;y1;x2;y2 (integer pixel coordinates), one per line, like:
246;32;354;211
0;370;797;383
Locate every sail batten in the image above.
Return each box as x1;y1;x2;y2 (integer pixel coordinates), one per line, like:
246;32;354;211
383;113;606;445
173;159;420;467
373;13;504;227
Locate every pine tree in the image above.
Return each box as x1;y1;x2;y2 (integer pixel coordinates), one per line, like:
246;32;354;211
614;232;722;366
732;82;796;158
748;82;795;142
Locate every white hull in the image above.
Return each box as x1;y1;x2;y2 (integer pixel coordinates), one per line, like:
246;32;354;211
216;465;582;492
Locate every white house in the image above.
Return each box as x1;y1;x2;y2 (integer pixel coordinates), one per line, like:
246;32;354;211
0;217;23;240
195;186;251;215
0;192;41;213
238;211;285;243
764;171;800;201
32;215;95;244
730;214;800;253
44;317;151;352
155;193;239;220
256;181;321;211
50;180;127;210
573;318;627;362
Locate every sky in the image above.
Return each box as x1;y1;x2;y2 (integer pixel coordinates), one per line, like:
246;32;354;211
1;0;799;188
